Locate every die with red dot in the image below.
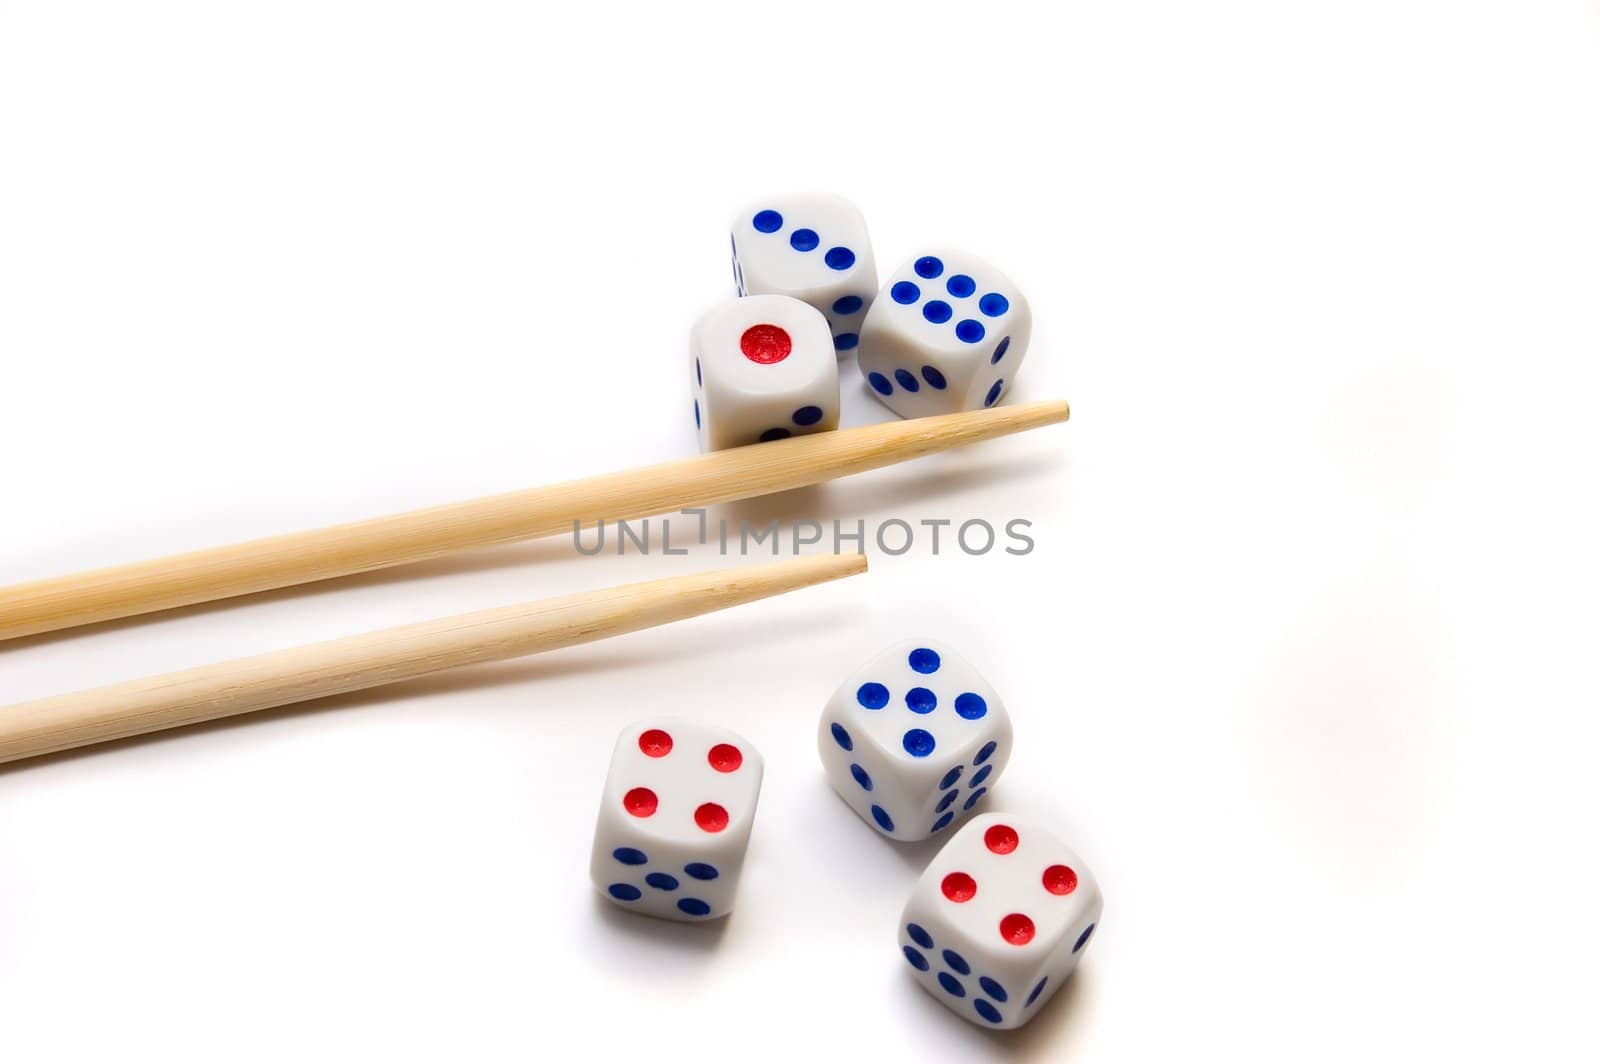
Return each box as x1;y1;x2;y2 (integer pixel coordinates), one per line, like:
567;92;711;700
898;813;1102;1029
731;194;878;353
857;250;1031;418
591;719;764;922
818;640;1012;842
691;294;839;451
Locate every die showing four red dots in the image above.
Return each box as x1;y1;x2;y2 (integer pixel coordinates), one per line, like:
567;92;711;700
623;727;741;834
940;823;1079;946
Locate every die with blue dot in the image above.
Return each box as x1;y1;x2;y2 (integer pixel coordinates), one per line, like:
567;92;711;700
731;195;878;355
691;294;840;451
591;719;764;923
857;250;1032;418
899;813;1102;1030
817;640;1012;842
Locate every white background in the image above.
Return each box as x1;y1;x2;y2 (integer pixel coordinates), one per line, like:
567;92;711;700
2;2;1598;1060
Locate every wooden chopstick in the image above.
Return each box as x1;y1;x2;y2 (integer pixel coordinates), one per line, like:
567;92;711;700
0;553;866;764
0;400;1067;642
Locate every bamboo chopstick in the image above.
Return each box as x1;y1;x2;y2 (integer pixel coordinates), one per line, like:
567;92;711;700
0;553;866;764
0;400;1067;642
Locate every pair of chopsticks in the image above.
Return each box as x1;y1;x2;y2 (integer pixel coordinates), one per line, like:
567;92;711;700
0;400;1070;764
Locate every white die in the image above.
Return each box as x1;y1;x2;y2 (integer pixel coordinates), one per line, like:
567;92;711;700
690;294;840;452
898;813;1103;1030
857;250;1032;417
817;640;1012;843
590;719;764;922
730;194;878;355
